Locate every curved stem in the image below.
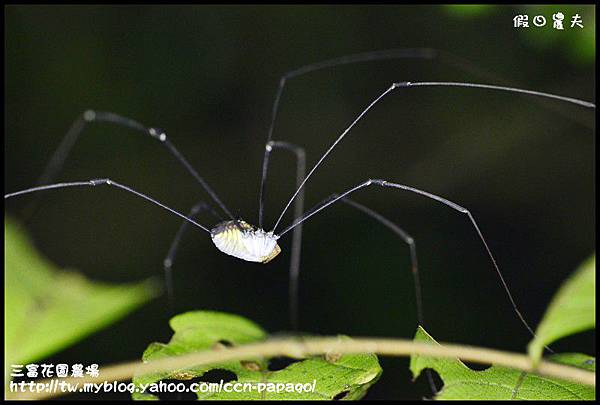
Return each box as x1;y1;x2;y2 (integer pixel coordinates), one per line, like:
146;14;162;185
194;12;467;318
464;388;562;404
9;336;594;400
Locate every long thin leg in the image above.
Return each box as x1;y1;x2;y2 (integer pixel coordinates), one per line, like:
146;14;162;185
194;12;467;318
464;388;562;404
263;140;428;336
278;178;551;351
257;48;440;228
340;198;424;326
296;193;437;393
33;110;234;219
5;179;212;234
163;201;222;311
257;49;596;229
265;141;438;396
340;197;437;395
271;81;595;233
263;141;306;331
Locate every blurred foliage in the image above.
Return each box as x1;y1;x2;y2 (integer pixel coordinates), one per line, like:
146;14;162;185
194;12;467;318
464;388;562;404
133;311;382;400
529;255;596;364
411;326;595;400
4;217;158;378
445;5;497;18
523;5;595;64
446;4;595;64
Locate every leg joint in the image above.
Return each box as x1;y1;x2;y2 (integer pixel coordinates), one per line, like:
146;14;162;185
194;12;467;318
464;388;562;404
83;110;96;122
392;81;412;89
149;127;167;142
89;178;111;186
268;141;306;158
366;178;386;187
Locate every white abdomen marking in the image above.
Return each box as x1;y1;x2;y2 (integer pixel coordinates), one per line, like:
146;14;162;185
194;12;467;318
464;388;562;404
211;220;281;264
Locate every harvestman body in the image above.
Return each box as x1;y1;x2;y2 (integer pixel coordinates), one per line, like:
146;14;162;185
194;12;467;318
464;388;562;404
5;49;595;395
211;220;281;263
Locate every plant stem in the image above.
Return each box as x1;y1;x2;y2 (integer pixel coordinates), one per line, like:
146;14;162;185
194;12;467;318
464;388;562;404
7;336;595;400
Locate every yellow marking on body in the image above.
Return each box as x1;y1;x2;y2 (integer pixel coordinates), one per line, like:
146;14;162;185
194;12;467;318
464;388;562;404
261;244;281;264
211;220;281;264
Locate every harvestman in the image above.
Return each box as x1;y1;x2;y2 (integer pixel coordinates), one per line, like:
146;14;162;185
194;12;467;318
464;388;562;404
5;49;595;362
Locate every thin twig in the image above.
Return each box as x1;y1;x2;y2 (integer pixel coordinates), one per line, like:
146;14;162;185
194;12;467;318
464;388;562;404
6;336;595;400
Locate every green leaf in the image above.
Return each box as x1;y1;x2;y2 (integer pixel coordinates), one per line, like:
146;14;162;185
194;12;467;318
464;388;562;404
133;311;382;400
528;255;595;364
5;217;158;375
410;326;595;400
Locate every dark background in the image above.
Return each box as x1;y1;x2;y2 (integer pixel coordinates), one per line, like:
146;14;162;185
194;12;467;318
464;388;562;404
5;5;595;400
